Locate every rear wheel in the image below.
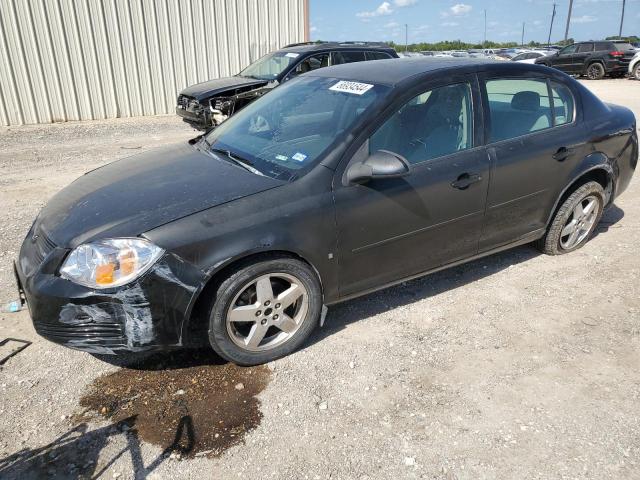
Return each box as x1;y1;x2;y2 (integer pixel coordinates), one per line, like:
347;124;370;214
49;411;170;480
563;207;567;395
536;181;605;255
207;257;322;366
586;62;605;80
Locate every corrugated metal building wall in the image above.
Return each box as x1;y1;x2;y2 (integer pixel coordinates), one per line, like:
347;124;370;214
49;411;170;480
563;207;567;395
0;0;308;126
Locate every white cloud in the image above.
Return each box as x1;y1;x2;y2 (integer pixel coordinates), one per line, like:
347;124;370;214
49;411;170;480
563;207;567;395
384;21;400;28
450;3;472;15
394;0;416;6
572;15;597;23
442;21;460;27
356;1;393;18
310;25;318;33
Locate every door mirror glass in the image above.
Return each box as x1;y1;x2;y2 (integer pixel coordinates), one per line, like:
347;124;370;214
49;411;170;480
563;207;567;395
346;150;411;184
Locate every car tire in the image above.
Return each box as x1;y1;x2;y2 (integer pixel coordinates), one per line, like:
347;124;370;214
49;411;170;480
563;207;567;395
207;256;322;366
585;62;605;80
536;181;605;255
632;63;640;81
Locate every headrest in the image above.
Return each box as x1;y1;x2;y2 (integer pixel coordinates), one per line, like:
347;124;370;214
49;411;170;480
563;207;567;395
511;91;540;111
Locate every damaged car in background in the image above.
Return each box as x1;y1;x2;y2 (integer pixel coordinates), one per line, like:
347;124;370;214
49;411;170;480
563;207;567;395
15;58;637;366
176;41;398;130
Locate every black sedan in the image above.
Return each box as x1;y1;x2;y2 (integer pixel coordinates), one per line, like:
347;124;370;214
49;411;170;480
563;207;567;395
16;58;638;365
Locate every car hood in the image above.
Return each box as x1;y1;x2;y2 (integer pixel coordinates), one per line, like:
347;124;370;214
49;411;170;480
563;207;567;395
180;75;270;101
37;142;283;248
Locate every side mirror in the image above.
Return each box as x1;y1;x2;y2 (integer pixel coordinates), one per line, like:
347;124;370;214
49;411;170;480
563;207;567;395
346;150;411;184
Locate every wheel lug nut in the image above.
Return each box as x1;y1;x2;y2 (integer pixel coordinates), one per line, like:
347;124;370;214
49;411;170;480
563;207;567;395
264;300;271;307
260;319;267;325
275;303;281;309
273;314;279;320
255;310;262;317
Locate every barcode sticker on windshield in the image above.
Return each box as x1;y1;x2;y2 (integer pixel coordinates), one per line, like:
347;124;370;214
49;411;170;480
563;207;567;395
285;52;300;58
329;81;374;95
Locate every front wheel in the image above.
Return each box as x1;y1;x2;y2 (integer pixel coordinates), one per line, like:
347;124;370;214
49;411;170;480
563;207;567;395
586;62;605;80
208;257;322;365
632;63;640;81
536;181;605;255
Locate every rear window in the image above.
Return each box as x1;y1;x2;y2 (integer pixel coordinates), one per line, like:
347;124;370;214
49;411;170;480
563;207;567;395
366;51;393;60
332;51;367;64
577;43;594;53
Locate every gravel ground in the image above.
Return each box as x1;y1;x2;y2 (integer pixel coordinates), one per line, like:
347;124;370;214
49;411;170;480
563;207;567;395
0;79;639;480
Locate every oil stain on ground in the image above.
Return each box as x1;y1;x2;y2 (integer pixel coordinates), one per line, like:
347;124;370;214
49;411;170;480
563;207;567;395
77;350;271;458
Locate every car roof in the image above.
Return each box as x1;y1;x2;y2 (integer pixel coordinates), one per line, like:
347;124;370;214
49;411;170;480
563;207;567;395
280;42;395;53
307;57;504;86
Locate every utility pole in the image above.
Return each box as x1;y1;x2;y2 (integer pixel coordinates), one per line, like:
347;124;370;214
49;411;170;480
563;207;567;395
404;24;408;52
521;22;525;47
484;9;487;45
547;3;556;46
619;0;626;38
564;0;573;43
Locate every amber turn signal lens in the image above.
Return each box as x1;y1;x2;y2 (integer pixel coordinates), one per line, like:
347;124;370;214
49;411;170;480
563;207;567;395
95;263;115;285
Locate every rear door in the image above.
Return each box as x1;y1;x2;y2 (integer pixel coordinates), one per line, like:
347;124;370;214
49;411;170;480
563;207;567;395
333;75;490;296
478;72;588;250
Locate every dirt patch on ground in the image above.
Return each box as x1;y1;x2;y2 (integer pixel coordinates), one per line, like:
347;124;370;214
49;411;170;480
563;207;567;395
76;351;271;458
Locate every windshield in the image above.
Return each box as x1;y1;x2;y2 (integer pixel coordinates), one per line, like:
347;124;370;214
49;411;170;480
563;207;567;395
239;52;301;80
204;76;390;180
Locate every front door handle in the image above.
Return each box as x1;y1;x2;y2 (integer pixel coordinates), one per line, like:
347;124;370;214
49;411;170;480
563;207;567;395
553;146;575;161
451;172;482;190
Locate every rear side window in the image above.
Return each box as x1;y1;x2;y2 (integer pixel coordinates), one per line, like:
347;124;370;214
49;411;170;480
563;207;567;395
577;43;594;53
550;82;575;126
486;79;552;142
366;51;392;60
594;42;612;51
332;51;367;64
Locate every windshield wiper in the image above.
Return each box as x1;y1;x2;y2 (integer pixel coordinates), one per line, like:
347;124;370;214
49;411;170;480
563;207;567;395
210;147;265;177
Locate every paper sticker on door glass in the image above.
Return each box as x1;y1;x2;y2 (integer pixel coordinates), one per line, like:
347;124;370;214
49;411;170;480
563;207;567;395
285;52;300;58
292;152;307;162
275;154;288;162
329;81;374;95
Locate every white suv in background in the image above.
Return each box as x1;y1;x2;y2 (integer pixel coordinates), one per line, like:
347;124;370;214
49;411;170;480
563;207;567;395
629;51;640;80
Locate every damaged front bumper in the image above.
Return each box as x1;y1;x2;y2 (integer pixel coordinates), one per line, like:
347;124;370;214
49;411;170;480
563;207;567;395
15;239;207;355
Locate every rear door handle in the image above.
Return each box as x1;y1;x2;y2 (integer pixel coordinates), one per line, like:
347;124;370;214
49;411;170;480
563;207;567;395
451;172;482;190
553;147;575;161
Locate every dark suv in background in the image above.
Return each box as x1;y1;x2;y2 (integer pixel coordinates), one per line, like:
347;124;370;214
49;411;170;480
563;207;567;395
536;41;636;79
176;41;398;130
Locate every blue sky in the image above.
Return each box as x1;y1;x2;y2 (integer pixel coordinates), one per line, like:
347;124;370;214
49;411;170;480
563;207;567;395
309;0;640;44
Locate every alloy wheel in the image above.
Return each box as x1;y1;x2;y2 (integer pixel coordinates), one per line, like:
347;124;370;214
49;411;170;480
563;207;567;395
559;195;599;249
225;273;309;352
587;64;602;80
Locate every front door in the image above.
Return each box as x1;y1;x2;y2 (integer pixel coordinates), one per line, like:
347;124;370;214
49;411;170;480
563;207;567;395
333;78;490;297
550;44;578;73
572;43;594;73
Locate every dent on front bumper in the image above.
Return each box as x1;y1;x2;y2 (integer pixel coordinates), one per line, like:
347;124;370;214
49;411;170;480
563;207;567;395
16;234;207;355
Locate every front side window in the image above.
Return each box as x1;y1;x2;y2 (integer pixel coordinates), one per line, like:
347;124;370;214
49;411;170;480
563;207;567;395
486;78;552;142
550;82;574;126
287;53;330;79
559;44;578;55
205;76;390;180
370;83;473;164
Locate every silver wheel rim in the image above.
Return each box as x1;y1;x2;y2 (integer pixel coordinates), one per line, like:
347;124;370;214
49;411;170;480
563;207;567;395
635;67;640;81
560;195;599;250
226;273;309;352
588;65;601;79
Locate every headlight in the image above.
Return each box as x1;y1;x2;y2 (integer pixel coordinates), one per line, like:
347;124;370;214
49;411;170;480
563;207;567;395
60;238;164;289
